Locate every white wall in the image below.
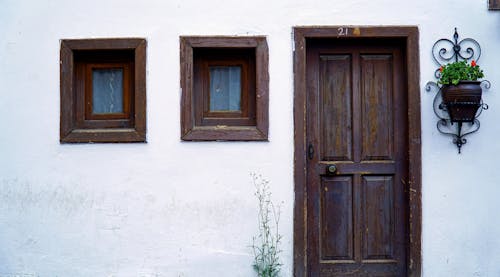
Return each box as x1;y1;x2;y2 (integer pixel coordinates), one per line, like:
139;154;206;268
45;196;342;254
1;0;499;276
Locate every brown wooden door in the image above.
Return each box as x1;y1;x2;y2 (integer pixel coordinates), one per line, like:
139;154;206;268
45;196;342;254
305;38;408;276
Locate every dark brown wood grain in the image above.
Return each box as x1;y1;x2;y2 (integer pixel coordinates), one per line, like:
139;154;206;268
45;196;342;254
60;38;146;143
293;26;421;277
310;40;406;276
60;42;74;139
362;176;394;260
360;54;394;160
180;36;268;141
293;29;308;277
321;176;353;260
133;39;147;140
62;38;145;50
406;27;422;277
319;55;352;161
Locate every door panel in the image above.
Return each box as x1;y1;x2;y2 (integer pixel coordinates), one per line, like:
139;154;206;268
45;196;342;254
362;175;394;260
306;39;408;276
319;55;353;161
320;176;354;261
360;54;394;160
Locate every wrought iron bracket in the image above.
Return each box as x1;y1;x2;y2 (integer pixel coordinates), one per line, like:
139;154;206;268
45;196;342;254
426;28;491;153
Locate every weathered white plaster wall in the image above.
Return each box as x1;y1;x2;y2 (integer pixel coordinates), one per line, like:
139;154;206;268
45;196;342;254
1;0;499;276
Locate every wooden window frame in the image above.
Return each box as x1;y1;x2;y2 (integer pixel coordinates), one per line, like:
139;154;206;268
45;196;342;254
489;0;500;10
196;49;255;127
84;63;132;121
203;61;249;119
292;26;422;277
60;38;146;143
180;36;268;141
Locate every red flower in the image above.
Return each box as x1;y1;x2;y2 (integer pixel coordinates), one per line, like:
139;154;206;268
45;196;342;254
439;66;444;72
471;60;477;67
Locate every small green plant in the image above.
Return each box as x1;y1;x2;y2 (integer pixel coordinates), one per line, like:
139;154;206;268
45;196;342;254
438;60;484;85
251;173;282;277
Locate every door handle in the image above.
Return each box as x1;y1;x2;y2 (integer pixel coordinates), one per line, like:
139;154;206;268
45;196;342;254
326;165;337;174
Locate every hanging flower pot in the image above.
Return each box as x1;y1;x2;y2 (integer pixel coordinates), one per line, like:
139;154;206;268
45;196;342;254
441;81;482;122
438;60;485;123
426;28;493;153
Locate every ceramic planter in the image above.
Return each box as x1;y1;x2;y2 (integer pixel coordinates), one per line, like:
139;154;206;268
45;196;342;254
441;81;482;122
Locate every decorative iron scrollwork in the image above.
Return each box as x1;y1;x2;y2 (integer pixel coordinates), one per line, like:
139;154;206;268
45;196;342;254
432;28;481;65
426;28;491;153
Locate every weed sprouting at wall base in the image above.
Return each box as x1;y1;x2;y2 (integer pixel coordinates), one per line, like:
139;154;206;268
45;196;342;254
250;173;282;277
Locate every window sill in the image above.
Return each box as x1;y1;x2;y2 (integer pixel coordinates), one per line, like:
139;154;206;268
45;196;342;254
61;128;146;143
181;126;268;141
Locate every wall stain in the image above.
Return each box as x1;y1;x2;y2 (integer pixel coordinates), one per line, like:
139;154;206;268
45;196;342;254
0;179;95;217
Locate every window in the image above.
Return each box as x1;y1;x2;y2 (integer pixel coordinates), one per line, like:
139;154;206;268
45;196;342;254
490;0;500;9
180;36;269;141
60;38;146;143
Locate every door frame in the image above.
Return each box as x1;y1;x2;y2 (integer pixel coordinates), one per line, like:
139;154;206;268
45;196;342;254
293;26;422;276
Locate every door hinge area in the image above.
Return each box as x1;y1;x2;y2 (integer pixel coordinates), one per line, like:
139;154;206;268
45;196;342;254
308;144;314;160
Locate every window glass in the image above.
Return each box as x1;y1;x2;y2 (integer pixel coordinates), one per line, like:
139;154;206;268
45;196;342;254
209;66;241;112
92;68;124;114
490;0;500;9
